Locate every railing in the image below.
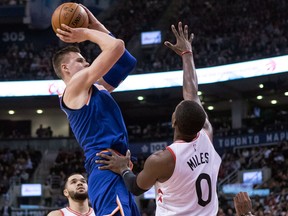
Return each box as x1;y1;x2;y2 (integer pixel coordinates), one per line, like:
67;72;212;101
217;169;238;192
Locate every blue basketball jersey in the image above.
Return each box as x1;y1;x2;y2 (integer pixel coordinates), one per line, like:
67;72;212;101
60;85;128;171
59;85;140;216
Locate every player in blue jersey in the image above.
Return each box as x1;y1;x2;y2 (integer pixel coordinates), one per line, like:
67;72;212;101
52;5;140;216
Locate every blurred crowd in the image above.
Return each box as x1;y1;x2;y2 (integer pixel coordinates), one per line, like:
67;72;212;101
48;147;86;189
0;145;42;195
0;0;26;6
0;0;287;80
149;0;288;72
0;43;57;81
218;141;288;215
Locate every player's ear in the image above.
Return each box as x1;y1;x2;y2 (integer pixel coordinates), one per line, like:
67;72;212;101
172;120;177;128
61;64;70;77
63;188;69;197
61;64;68;72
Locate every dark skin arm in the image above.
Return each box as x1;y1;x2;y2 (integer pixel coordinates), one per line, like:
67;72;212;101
96;148;174;191
165;22;213;141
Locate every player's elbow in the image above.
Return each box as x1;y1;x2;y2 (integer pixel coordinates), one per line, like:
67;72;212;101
119;49;137;72
114;39;125;56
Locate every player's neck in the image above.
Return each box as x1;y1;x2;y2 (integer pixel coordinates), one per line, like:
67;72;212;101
174;133;197;143
69;199;90;214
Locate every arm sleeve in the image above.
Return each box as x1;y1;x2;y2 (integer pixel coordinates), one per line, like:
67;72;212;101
122;170;148;196
103;34;137;88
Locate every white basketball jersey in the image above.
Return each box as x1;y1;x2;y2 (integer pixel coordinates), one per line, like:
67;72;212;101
60;207;96;216
155;129;221;216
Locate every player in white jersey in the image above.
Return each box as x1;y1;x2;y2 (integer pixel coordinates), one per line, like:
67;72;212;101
47;173;96;216
96;22;222;216
154;128;221;215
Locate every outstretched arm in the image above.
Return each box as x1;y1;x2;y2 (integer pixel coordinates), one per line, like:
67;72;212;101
164;22;213;140
96;149;150;196
96;149;172;196
80;4;110;34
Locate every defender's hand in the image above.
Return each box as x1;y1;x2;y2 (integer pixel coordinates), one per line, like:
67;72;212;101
96;149;131;175
164;22;193;56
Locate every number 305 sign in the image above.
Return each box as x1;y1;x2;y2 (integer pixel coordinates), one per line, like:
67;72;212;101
2;31;25;42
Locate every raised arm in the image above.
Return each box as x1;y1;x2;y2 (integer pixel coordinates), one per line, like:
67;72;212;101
80;4;110;34
81;4;137;92
56;24;124;108
164;22;213;140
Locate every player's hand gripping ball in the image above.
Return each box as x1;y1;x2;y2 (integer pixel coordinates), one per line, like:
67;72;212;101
51;2;89;34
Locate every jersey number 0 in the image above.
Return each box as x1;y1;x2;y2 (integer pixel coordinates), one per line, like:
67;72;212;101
195;173;212;206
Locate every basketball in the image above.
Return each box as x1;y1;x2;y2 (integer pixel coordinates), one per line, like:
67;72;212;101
51;2;89;34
